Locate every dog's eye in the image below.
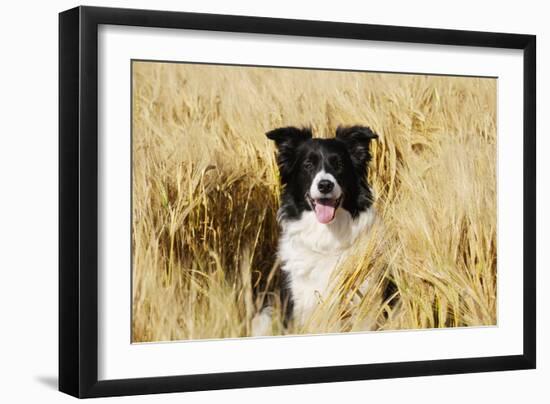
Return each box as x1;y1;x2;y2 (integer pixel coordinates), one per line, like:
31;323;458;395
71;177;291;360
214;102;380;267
330;157;343;171
303;160;314;171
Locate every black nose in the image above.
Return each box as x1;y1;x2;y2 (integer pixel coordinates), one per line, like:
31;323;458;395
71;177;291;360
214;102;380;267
317;179;334;194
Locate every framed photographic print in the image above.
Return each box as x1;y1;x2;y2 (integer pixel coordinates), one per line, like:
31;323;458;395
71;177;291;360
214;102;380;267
59;6;536;398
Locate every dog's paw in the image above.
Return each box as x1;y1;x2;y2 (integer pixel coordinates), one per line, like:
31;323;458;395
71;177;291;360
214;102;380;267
251;307;273;337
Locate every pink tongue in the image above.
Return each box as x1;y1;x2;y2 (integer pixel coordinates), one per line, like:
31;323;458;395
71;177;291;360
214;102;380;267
314;203;336;224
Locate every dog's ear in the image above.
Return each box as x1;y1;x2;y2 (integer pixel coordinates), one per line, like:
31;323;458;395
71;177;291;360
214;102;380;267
336;125;378;168
266;127;312;182
266;126;312;148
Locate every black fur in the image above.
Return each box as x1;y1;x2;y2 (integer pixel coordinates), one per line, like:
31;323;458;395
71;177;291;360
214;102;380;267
279;270;294;328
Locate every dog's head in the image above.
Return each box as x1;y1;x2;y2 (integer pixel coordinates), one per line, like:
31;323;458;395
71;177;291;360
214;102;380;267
267;126;378;224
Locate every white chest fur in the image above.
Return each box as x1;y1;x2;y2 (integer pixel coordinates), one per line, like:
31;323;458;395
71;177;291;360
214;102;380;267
278;208;376;325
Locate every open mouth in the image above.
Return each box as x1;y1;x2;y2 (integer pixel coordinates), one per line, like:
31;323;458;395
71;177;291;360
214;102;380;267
306;193;343;224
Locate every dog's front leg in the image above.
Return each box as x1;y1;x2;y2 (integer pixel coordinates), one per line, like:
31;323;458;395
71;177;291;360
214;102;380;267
251;306;273;337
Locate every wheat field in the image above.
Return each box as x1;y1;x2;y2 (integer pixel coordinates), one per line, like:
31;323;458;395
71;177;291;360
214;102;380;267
131;61;497;343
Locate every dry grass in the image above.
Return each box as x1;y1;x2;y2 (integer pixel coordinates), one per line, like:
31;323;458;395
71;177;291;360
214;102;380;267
131;61;497;342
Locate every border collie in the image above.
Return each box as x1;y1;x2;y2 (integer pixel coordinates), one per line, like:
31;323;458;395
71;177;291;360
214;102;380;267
252;125;379;335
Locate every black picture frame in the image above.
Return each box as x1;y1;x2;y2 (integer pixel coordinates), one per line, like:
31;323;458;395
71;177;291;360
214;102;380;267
59;5;536;398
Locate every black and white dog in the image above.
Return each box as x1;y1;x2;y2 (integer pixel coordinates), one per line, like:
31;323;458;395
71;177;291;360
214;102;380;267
252;125;379;335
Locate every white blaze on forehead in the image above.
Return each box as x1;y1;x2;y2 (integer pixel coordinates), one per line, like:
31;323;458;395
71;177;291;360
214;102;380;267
309;170;342;200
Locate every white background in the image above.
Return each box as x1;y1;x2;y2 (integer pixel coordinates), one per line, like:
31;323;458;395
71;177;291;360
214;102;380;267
0;0;545;402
